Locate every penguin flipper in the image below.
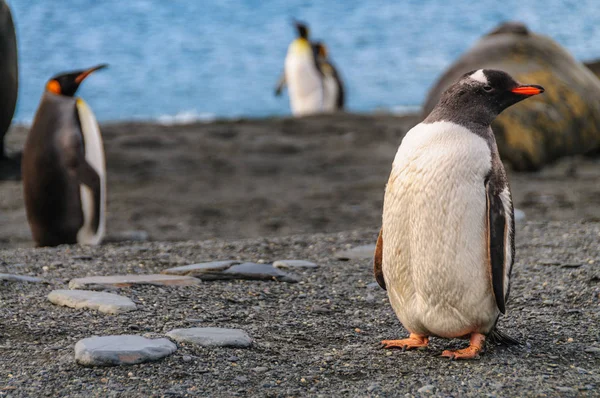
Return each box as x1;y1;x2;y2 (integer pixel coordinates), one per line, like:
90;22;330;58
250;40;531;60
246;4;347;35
329;63;345;110
485;179;511;314
76;158;102;233
373;228;386;290
275;73;286;96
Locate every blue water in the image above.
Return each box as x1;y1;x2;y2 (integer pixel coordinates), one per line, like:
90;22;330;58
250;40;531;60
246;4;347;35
10;0;600;123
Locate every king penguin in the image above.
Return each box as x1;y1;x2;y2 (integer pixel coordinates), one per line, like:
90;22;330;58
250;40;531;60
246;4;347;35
373;69;544;359
313;41;344;112
22;64;108;247
274;21;324;116
0;0;19;180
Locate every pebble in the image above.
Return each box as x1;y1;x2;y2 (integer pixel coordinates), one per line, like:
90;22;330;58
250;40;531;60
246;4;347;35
366;282;380;289
161;260;240;276
417;385;436;394
166;327;253;348
75;335;177;366
69;274;201;289
335;244;376;260
367;383;381;392
272;260;318;269
48;290;137;314
252;366;268;373
584;347;600;354
0;273;44;283
555;386;576;393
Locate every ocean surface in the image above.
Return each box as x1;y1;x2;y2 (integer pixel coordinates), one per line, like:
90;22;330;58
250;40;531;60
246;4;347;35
9;0;600;123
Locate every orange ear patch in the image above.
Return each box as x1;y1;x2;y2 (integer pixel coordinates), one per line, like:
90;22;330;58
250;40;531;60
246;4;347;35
46;80;61;94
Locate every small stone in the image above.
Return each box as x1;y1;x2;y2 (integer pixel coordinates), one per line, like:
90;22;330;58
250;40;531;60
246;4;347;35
166;327;253;348
0;274;44;283
48;290;137;314
227;356;239;362
555;386;576;393
182;355;192;363
418;385;436;394
235;376;248;384
273;260;318;269
69;274;201;289
335;245;376;260
367;383;380;392
584;347;600;354
161;260;240;276
252;366;268;373
561;263;583;268
72;256;93;260
366;282;380;289
75;335;177;366
539;259;561;266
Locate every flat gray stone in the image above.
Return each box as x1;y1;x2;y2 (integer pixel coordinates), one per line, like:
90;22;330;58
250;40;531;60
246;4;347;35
48;289;137;314
166;327;252;348
75;335;177;366
221;262;298;282
335;244;376;260
161;260;240;276
0;273;44;283
176;261;298;283
69;274;201;289
273;260;318;269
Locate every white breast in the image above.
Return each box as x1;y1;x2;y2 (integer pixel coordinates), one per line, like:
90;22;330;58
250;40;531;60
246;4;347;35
382;121;498;338
76;98;106;245
285;40;323;116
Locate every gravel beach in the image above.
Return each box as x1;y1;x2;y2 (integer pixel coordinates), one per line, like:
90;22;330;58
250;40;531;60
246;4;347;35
1;221;599;397
1;115;599;396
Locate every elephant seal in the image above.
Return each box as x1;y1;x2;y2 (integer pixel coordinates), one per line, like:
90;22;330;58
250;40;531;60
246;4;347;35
423;21;600;171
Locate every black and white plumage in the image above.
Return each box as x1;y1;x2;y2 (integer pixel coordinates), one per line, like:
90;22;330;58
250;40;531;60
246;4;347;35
374;69;543;358
22;65;107;247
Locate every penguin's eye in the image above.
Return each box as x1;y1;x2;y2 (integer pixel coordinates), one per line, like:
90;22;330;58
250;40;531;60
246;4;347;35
483;85;493;92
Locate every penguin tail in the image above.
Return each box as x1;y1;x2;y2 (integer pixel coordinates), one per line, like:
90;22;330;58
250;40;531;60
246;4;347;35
488;328;521;346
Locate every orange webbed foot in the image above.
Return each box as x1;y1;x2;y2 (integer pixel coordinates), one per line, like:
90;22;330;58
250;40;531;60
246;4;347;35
441;333;485;360
381;333;429;351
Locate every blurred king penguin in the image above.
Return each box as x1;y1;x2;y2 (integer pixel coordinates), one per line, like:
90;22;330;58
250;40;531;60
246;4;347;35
0;0;19;180
313;41;344;112
22;65;107;247
275;21;324;116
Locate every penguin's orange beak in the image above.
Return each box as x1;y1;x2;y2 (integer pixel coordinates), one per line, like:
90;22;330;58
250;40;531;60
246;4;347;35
75;64;108;84
511;85;544;96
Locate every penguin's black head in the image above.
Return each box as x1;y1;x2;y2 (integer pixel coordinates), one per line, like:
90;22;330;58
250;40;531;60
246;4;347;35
313;41;328;58
293;20;310;39
46;64;108;97
428;69;544;126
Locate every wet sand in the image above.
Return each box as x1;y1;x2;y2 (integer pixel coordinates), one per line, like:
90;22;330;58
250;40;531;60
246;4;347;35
2;113;600;249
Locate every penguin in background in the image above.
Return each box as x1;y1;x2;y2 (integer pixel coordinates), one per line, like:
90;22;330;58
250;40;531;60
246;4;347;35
22;64;108;247
274;21;324;116
374;69;544;359
313;41;344;112
0;0;19;180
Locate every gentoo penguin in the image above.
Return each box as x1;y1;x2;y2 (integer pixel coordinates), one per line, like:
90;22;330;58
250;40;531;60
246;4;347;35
22;64;107;247
0;0;19;180
274;21;324;116
313;42;344;112
374;69;544;359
